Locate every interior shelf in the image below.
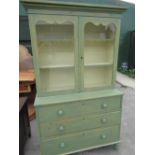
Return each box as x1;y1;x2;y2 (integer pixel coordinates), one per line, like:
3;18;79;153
85;38;114;42
38;41;74;67
37;38;73;42
40;64;74;69
84;62;113;67
33;19;117;92
40;68;75;92
36;23;74;41
84;66;113;89
84;39;114;65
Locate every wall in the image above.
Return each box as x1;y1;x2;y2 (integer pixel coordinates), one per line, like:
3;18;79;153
118;1;135;68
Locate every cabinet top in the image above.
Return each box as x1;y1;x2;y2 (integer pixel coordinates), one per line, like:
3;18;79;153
21;0;127;14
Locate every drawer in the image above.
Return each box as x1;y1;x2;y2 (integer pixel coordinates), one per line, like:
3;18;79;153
37;95;122;123
40;111;121;139
41;126;120;155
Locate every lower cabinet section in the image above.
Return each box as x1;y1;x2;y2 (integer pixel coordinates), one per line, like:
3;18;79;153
35;90;123;155
41;126;120;155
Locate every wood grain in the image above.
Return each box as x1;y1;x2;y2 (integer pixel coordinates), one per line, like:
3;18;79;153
19;69;35;82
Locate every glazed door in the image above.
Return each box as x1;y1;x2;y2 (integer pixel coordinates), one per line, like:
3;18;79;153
79;17;120;91
29;15;78;96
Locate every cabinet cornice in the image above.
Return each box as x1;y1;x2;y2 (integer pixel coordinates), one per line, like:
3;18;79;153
21;0;127;14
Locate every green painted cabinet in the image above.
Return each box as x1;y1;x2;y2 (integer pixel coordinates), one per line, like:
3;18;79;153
21;0;126;154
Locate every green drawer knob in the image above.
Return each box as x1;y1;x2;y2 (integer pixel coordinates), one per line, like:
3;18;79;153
101;103;107;109
59;125;65;131
60;142;65;148
57;110;64;116
101;134;107;139
101;118;107;123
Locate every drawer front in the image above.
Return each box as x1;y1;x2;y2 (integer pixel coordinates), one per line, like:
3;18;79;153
38;95;122;122
40;111;121;139
41;126;120;155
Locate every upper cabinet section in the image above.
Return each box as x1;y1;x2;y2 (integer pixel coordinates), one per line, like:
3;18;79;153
29;15;78;95
79;17;119;90
22;0;127;96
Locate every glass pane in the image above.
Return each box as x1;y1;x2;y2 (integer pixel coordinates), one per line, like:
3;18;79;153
84;22;116;89
84;66;113;88
40;68;74;92
36;22;75;92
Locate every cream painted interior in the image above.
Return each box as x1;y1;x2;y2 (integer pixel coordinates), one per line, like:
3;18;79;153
35;21;116;92
84;66;112;88
38;41;74;67
36;24;74;41
40;68;74;91
37;24;74;67
84;41;114;65
36;23;75;91
84;22;115;88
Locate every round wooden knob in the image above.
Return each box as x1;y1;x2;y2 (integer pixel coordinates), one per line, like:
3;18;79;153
57;110;64;116
101;134;106;139
101;103;107;109
101;118;107;123
59;125;64;131
60;142;65;148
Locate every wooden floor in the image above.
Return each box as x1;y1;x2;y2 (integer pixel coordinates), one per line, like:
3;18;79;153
24;84;135;155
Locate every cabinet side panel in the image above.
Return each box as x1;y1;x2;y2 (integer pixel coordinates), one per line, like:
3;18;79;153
34;105;44;155
112;19;121;86
28;14;42;95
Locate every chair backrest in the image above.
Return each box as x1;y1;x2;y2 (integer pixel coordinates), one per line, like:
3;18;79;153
19;44;33;70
